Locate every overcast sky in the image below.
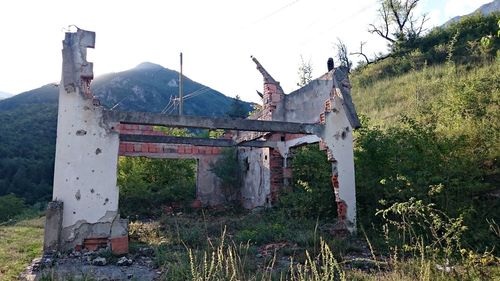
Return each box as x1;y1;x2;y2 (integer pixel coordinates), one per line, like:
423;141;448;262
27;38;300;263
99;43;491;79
0;0;491;103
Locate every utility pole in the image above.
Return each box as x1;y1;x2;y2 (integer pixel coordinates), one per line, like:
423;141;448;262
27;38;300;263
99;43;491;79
179;52;184;116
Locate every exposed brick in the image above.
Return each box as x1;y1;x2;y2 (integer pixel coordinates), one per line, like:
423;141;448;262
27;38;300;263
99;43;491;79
185;146;192;154
192;147;199;154
141;143;148;152
264;83;277;95
178;146;185;154
319;112;326;124
319;139;327;151
148;143;157;153
324;99;332;112
126;144;134;152
119;143;126;153
110;236;129;255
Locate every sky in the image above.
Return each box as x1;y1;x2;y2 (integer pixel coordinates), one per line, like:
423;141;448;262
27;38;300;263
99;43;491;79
0;0;492;103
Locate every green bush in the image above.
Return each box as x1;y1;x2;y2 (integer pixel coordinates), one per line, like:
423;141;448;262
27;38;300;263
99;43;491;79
353;13;500;86
210;147;241;202
118;156;196;217
279;144;336;219
0;194;26;222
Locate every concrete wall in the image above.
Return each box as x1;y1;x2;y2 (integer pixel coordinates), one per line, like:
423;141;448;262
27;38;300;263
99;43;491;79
51;29;125;251
239;147;271;209
248;60;359;232
280;79;333;123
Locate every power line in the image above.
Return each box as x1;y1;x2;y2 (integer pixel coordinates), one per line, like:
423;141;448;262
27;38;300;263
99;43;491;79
299;2;377;47
252;0;301;24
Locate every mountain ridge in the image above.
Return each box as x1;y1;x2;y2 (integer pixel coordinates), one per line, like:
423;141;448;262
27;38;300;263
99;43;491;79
0;62;251;115
443;0;500;26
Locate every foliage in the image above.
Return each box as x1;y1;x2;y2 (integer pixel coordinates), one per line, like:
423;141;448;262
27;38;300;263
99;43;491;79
0;194;26;222
355;13;499;86
377;198;467;259
0;101;56;205
118;156;197;217
189;230;265;281
226;95;249;118
289;239;345;281
210;147;241;202
279;144;336;219
297;56;313;87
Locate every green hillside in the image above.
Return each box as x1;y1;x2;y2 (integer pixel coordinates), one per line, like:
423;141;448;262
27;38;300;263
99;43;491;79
349;12;499;253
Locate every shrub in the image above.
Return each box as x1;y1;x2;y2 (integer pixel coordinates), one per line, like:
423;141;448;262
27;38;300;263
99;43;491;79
118;156;196;217
279;144;336;219
0;194;26;222
210;147;241;202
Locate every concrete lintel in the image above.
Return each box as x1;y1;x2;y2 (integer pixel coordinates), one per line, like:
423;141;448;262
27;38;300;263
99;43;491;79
104;110;322;135
120;134;276;148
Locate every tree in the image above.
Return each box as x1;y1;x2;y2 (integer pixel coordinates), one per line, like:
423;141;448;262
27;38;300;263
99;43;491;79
369;0;428;47
226;95;248;118
335;39;352;71
297;56;313;87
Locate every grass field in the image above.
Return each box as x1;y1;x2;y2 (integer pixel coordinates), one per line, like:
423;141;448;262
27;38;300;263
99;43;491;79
0;217;44;281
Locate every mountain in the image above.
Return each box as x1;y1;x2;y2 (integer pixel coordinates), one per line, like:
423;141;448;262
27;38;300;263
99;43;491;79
443;0;500;26
0;62;251;115
0;91;12;100
0;63;252;204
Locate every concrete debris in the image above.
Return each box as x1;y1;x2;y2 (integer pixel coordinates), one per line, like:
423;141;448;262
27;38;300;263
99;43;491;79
117;256;133;266
91;257;107;266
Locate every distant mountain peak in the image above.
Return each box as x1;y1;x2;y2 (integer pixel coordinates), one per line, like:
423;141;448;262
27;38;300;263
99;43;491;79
134;62;165;70
443;0;500;26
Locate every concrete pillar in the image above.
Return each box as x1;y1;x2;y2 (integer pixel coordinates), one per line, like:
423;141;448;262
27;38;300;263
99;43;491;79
43;201;63;253
51;28;123;251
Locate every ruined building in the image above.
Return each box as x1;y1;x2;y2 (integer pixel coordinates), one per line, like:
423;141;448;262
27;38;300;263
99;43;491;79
44;28;360;254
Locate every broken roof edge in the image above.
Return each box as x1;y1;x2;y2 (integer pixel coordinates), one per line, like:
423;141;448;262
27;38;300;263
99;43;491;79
250;56;285;94
287;66;361;130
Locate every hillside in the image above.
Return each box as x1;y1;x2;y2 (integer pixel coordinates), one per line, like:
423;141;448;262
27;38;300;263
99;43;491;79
349;12;499;251
0;63;252;204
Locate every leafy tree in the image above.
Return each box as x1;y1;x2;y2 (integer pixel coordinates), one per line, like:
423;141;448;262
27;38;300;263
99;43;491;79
0;194;26;222
226;95;248;118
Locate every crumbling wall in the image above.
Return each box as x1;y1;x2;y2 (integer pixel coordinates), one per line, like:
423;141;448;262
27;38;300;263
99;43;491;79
49;29;126;253
239;147;271;208
117;124;225;206
245;60;360;232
